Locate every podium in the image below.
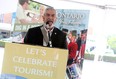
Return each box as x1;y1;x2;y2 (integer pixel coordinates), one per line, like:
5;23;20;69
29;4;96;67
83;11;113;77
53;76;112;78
2;43;68;79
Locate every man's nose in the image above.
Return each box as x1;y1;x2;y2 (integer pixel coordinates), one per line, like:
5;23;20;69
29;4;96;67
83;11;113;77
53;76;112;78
48;15;53;19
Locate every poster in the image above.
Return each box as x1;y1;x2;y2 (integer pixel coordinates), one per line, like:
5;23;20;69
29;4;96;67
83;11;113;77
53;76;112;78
12;0;50;43
54;9;89;79
2;43;68;79
55;9;89;33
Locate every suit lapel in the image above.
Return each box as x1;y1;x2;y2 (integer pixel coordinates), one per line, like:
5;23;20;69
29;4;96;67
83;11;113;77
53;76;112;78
51;28;57;40
38;26;43;45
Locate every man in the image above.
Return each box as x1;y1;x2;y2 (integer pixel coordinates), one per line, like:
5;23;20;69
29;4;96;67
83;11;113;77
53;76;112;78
15;0;30;40
16;0;37;24
80;29;87;59
67;31;78;65
24;7;67;49
76;34;81;51
16;0;29;24
78;29;87;70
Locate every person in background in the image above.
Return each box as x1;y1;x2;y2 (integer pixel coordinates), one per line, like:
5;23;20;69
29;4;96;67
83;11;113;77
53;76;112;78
16;0;37;24
15;0;38;40
78;29;87;70
62;28;68;34
67;31;78;66
37;5;46;23
62;28;69;45
76;34;81;51
16;0;29;24
24;7;67;49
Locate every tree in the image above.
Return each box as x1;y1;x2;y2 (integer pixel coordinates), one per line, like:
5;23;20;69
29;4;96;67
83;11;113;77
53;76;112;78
107;35;116;54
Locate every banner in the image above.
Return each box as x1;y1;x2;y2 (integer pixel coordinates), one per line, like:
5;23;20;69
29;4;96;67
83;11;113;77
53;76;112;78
2;43;68;79
55;9;89;33
54;9;89;79
12;0;50;43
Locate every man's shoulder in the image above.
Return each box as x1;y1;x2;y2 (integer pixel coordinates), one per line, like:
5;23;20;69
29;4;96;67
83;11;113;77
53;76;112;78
54;27;66;35
54;27;66;37
29;25;42;31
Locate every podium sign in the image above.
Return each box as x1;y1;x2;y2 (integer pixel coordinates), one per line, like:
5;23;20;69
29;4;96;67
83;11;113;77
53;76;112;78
2;43;68;79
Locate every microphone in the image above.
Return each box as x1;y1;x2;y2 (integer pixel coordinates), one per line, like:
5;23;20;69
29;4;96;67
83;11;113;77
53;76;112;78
46;21;53;26
46;21;54;31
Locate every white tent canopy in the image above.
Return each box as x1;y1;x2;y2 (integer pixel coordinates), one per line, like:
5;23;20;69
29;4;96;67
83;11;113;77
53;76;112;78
0;1;116;79
35;0;116;9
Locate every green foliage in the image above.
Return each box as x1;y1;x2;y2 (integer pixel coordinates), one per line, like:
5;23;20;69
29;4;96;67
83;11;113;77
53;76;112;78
107;35;116;54
29;1;40;13
84;53;116;63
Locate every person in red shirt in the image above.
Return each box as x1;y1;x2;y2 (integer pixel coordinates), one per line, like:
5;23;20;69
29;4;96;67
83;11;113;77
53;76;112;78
67;32;78;66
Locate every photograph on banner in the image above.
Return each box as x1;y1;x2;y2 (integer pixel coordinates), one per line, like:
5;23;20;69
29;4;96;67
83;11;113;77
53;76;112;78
12;0;49;43
54;9;90;79
2;43;68;79
0;12;16;47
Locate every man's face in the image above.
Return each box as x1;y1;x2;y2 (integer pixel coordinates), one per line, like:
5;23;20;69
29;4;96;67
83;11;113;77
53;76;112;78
68;33;72;40
24;2;29;10
43;9;56;27
81;33;87;41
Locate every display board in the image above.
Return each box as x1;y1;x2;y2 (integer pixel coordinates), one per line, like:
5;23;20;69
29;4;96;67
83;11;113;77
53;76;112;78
2;43;68;79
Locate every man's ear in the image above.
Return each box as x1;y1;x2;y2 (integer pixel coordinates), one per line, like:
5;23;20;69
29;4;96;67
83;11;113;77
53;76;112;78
54;17;57;22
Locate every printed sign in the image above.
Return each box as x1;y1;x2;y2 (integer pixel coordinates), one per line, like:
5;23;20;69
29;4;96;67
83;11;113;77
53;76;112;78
2;43;68;79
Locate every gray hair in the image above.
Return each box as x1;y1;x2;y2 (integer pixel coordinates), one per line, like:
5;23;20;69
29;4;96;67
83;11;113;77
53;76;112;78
44;7;56;15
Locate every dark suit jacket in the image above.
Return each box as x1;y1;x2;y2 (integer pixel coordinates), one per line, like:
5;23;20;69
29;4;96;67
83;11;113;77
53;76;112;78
24;25;67;49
